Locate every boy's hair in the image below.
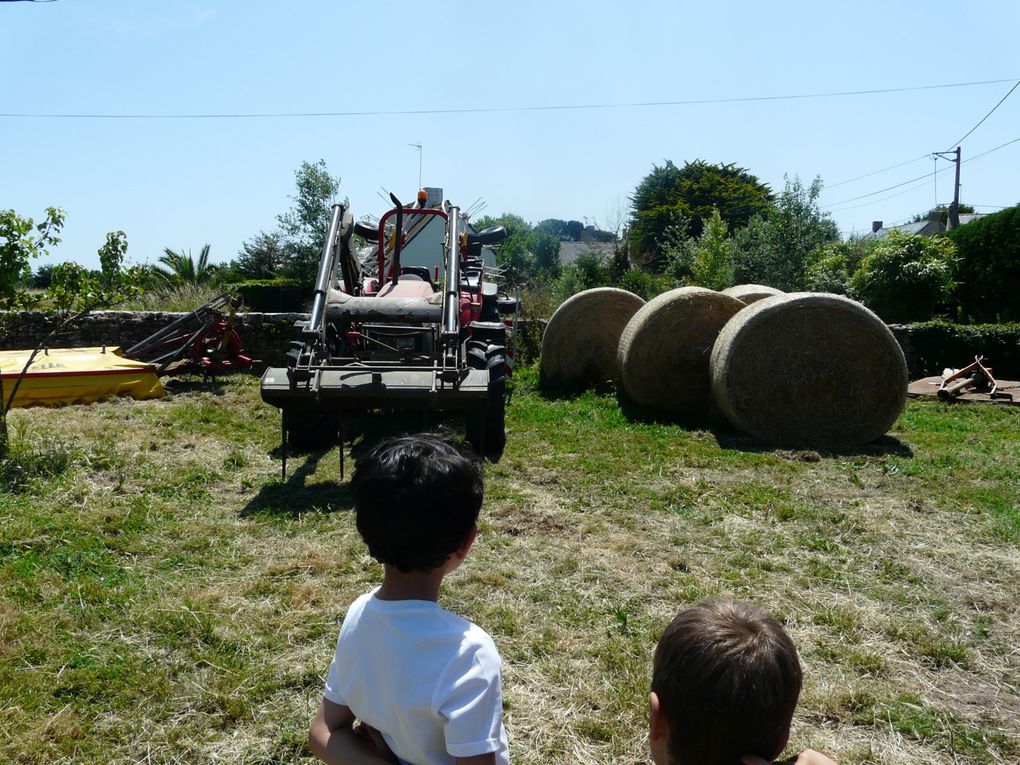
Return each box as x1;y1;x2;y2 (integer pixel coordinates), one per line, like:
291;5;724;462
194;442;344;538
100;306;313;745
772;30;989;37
350;433;483;573
652;599;802;765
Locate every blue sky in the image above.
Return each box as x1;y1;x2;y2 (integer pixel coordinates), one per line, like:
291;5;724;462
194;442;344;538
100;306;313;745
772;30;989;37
3;1;1018;271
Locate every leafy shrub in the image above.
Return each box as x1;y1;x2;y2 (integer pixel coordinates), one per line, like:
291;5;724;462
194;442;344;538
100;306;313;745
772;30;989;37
804;239;872;296
231;279;304;312
905;321;1020;378
851;231;956;323
946;204;1020;322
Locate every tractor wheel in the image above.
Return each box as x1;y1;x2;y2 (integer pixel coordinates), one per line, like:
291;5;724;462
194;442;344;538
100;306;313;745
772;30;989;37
466;378;506;458
466;342;507;458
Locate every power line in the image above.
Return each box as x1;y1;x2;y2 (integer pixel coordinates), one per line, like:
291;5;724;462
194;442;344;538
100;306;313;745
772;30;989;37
828;137;1020;217
825;173;950;213
822;167;951;207
825;154;930;189
825;80;1018;199
1;78;1016;120
824;132;1020;209
963;135;1020;163
944;79;1020;151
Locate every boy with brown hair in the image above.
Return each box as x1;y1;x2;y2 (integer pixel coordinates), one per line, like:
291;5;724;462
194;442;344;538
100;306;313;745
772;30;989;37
649;599;837;765
308;433;508;765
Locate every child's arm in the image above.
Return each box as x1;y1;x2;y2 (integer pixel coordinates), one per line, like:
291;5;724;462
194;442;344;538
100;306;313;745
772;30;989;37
309;699;398;765
742;750;838;765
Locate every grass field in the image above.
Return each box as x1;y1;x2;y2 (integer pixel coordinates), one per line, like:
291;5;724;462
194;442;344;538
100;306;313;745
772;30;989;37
1;369;1017;764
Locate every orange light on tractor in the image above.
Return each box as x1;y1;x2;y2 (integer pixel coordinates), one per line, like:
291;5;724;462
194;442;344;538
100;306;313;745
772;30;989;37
417;189;427;205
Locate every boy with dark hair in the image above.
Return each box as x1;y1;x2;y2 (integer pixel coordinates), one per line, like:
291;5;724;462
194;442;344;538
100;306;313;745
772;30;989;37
649;600;837;765
309;433;508;765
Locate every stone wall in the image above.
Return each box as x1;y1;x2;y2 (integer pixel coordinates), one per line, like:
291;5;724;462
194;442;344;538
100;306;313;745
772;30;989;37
0;310;308;368
1;311;926;377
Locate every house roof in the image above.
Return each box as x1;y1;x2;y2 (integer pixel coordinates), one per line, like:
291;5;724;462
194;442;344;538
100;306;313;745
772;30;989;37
558;241;615;266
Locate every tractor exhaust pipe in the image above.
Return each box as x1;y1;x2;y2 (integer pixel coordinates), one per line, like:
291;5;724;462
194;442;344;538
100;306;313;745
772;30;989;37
389;193;403;286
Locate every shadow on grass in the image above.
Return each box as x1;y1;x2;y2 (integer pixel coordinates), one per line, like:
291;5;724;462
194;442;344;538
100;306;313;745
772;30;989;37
611;386;916;459
241;448;352;518
712;430;914;459
242;411;498;519
162;377;228;396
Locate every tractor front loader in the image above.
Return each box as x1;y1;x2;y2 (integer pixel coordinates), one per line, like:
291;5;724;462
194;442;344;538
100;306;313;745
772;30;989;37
260;193;517;476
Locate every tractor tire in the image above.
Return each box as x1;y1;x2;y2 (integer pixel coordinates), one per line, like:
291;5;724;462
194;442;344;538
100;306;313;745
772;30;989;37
466;341;507;458
466;378;506;458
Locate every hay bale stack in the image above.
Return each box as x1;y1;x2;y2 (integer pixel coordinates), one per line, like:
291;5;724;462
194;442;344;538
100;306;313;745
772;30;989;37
711;292;907;445
722;284;784;305
541;288;645;387
618;286;745;414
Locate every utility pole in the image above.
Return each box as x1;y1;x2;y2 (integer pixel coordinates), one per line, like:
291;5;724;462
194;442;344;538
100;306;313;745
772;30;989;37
948;146;961;230
932;146;962;230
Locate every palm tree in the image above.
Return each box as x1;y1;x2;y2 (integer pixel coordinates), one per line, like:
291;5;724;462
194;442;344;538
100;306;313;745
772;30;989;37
154;244;219;284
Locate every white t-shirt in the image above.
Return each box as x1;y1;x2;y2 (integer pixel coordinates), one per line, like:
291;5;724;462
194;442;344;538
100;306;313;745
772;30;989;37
324;589;509;765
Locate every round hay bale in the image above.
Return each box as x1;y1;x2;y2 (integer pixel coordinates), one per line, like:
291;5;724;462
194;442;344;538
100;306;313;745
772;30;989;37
618;286;745;414
711;292;907;445
541;288;645;387
722;283;784;305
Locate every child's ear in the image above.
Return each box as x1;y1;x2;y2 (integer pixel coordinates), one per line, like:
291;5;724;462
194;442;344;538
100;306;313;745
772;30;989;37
649;692;670;765
455;526;478;559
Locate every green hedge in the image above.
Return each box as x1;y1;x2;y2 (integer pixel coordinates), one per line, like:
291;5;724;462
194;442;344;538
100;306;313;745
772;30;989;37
231;279;305;312
907;321;1020;379
946;204;1020;322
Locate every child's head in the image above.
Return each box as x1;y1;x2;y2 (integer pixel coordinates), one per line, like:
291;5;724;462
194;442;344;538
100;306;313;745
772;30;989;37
350;433;483;573
650;599;802;765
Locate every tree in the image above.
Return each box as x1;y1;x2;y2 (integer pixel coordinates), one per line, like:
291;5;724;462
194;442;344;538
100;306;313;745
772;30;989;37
851;230;957;323
154;244;219;285
629;160;772;268
474;213;538;287
803;238;872;296
234;231;285;280
1;211;145;459
732;175;840;290
277;159;344;285
946;203;1020;322
685;208;735;290
1;206;64;310
527;229;561;279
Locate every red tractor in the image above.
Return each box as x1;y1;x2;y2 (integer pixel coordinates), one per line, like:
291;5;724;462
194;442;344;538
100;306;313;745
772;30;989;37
260;192;518;473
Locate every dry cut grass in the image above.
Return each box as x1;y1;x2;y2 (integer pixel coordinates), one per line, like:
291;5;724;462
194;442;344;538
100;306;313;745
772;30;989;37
0;371;1017;764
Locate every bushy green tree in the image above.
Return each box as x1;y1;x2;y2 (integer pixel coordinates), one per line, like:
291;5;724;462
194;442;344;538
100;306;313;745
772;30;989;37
732;176;840;290
851;231;956;323
1;207;64;310
233;231;285;280
946;203;1020;322
669;207;734;289
473;213;563;286
277;160;344;285
803;238;872;296
629;160;771;268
